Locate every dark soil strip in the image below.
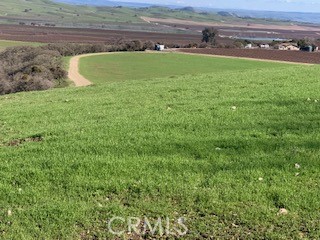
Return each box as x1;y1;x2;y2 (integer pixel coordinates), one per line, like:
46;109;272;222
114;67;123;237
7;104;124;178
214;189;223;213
179;48;320;64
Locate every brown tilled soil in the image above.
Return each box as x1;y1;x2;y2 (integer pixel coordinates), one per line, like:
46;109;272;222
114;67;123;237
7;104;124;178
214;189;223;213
0;24;200;44
178;48;320;64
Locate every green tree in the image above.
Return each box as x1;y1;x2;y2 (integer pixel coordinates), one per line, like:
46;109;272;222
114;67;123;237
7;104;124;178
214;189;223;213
297;38;314;48
202;27;218;46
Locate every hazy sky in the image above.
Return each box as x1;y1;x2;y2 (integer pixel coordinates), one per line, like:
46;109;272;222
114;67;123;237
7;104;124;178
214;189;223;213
114;0;320;12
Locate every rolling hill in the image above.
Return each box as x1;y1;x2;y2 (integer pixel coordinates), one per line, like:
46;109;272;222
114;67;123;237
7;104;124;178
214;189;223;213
0;0;297;31
1;52;320;238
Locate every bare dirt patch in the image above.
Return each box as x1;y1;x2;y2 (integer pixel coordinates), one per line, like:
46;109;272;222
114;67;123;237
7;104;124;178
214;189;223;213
7;135;43;147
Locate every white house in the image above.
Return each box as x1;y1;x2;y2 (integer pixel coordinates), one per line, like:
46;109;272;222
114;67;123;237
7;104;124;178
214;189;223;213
260;44;270;49
275;43;299;51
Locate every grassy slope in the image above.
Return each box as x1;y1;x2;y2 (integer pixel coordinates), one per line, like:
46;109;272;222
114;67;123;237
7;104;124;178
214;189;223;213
0;54;320;238
0;40;43;51
79;52;289;84
0;0;142;24
0;0;292;27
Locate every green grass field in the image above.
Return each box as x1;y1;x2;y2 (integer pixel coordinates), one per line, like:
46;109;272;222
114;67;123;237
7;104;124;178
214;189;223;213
0;53;320;239
0;40;43;51
79;52;289;84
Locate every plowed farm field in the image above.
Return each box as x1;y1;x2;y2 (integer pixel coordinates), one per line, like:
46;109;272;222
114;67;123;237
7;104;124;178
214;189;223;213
0;24;200;44
179;48;320;64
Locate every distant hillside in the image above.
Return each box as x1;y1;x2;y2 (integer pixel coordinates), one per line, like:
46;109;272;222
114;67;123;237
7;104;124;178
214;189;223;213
0;0;143;25
54;0;153;8
0;0;305;32
56;0;320;24
210;9;320;25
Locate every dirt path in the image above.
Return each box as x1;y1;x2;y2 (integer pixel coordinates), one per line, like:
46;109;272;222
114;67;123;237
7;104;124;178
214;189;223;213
68;54;92;87
68;52;118;87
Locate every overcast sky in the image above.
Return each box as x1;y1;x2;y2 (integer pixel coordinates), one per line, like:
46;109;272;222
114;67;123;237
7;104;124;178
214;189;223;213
113;0;320;12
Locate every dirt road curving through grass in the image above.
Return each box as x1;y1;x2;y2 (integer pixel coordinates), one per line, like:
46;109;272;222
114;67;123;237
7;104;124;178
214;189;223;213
68;50;314;87
68;52;118;87
69;54;93;87
69;52;166;87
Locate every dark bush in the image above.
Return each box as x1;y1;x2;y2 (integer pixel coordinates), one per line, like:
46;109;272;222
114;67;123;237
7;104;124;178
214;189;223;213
0;78;12;95
199;43;209;48
233;41;245;49
184;42;198;48
0;46;67;95
143;41;155;50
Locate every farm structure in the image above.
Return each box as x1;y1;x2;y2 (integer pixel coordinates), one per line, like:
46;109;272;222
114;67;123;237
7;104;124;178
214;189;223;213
155;44;165;51
260;44;270;49
275;43;299;51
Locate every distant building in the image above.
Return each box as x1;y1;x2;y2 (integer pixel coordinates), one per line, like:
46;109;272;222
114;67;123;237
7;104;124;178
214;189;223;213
275;43;299;51
287;45;300;51
260;44;270;49
155;44;165;51
275;45;287;50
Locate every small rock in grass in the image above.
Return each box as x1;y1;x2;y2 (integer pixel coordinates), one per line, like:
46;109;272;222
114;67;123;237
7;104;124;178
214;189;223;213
278;208;288;215
295;172;300;176
258;177;263;181
167;107;172;111
315;99;318;103
307;98;311;101
232;223;239;228
7;210;12;217
295;163;301;169
215;147;222;151
231;106;237;111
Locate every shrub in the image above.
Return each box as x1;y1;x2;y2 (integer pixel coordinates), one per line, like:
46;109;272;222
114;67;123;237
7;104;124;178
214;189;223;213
202;27;218;46
233;41;245;49
199;43;209;48
0;46;67;95
143;41;155;50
